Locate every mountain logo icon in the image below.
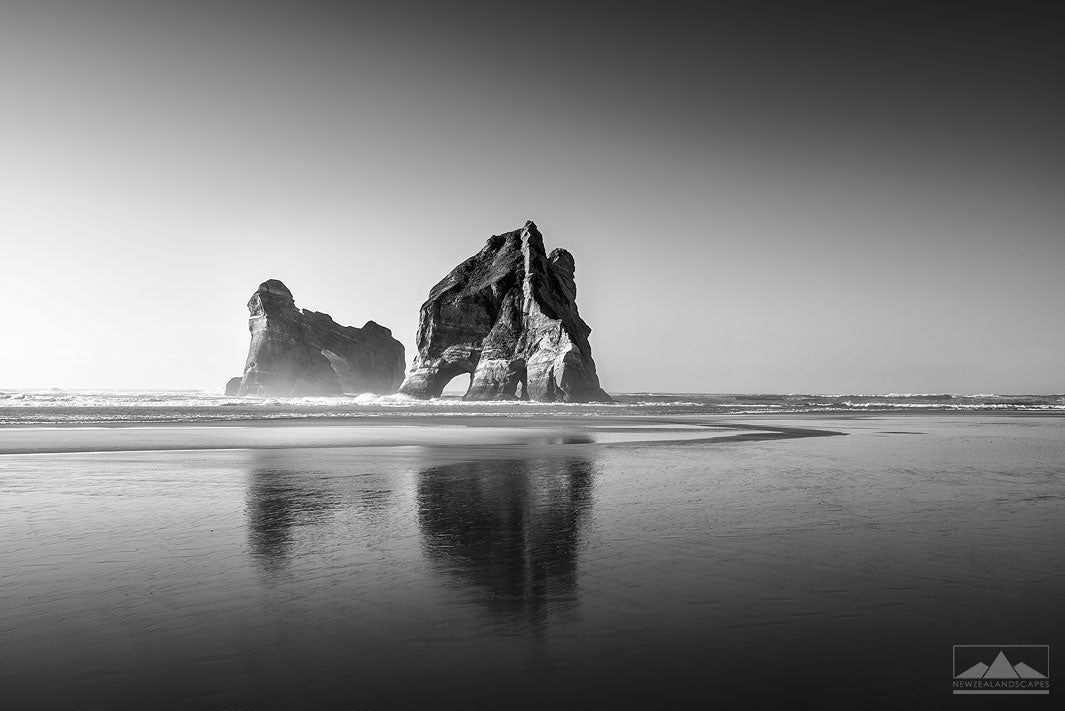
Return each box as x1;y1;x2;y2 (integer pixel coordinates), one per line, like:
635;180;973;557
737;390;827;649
956;651;1047;679
953;645;1050;695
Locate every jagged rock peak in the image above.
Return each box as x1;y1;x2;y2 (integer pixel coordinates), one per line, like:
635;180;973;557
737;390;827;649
399;222;611;403
227;279;405;397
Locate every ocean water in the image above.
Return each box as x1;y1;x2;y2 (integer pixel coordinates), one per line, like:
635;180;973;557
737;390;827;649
1;410;1062;709
0;389;1062;424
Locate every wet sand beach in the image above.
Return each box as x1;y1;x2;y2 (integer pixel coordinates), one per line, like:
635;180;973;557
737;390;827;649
1;413;1062;708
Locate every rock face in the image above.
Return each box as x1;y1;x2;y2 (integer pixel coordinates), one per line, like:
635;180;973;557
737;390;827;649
399;221;611;402
230;280;405;397
224;376;243;396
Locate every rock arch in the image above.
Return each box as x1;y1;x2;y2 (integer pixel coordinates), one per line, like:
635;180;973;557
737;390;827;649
399;222;610;403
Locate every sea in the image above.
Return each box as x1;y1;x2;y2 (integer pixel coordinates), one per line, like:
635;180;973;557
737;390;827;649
1;389;1063;424
1;391;1062;709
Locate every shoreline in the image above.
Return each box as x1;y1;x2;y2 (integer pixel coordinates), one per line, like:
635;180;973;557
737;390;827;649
0;408;1062;429
0;415;850;456
2;409;1060;456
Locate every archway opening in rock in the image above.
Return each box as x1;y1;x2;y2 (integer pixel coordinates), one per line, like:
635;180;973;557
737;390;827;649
440;372;473;399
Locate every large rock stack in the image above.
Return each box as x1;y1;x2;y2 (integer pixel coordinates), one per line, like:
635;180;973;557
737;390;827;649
399;221;610;402
227;280;405;397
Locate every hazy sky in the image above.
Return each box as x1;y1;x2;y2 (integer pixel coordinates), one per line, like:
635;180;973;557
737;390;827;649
2;1;1062;393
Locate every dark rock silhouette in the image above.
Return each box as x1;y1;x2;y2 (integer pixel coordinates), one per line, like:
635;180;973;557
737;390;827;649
399;221;611;402
229;279;405;396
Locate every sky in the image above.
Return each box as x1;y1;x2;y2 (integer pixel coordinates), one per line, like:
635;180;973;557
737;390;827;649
2;1;1062;394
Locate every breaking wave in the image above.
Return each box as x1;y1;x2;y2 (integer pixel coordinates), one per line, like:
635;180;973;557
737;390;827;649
0;390;1062;425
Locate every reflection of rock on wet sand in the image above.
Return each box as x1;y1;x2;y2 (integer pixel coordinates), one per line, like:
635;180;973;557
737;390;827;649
417;456;594;626
244;449;400;574
245;464;342;573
